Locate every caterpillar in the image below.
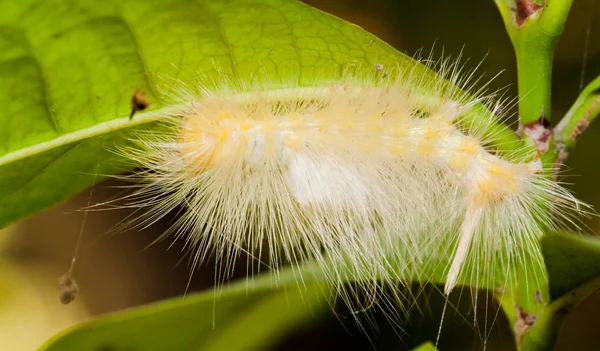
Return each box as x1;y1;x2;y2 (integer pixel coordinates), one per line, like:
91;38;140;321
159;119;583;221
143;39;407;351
117;59;584;312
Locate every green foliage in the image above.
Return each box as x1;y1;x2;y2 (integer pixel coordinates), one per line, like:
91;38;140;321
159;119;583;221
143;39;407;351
542;233;600;301
491;2;600;349
0;0;524;304
41;232;600;351
0;1;428;349
410;342;438;351
511;233;600;351
1;0;600;350
0;0;413;228
41;278;328;351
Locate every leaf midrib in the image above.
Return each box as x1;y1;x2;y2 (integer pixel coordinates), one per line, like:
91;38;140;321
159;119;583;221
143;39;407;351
0;86;335;168
0;108;167;167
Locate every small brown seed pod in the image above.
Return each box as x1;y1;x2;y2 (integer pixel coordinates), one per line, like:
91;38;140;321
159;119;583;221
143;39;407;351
58;272;79;305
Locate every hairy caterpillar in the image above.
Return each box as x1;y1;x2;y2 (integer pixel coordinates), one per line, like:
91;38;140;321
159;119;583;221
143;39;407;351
117;59;584;313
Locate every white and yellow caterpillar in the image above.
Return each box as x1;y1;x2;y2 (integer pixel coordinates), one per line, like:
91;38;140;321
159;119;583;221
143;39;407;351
120;61;584;310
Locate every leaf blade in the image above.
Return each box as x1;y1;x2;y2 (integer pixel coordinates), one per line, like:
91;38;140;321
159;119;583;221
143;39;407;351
542;232;600;301
0;0;409;228
40;277;328;351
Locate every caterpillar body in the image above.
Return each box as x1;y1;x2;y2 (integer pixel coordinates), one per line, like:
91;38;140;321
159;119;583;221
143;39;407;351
120;61;583;312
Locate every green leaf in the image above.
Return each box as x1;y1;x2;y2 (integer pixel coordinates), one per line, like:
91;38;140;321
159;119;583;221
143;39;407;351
41;277;328;351
1;0;527;230
542;232;600;300
0;0;416;228
504;233;600;350
410;342;438;351
2;0;530;316
43;250;527;351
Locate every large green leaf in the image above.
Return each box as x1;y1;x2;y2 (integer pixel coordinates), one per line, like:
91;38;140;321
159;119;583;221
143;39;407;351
1;1;584;350
0;6;417;346
0;0;416;228
40;277;328;351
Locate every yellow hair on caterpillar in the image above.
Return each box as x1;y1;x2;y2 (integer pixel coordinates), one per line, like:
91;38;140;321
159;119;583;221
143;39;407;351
118;61;585;312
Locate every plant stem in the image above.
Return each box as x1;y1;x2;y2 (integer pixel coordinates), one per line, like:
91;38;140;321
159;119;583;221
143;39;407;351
497;276;600;351
493;2;582;351
514;42;553;124
493;0;573;127
519;276;600;350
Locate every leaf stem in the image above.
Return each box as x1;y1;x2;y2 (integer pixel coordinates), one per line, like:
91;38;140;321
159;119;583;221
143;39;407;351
554;74;600;155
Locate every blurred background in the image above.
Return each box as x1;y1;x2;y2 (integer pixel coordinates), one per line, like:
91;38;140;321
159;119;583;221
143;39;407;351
1;0;599;350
